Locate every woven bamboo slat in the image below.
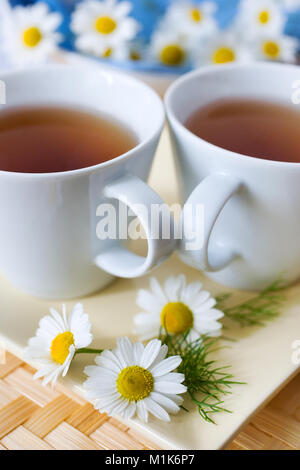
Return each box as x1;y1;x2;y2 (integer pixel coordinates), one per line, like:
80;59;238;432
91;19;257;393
0;352;300;450
0;353;160;450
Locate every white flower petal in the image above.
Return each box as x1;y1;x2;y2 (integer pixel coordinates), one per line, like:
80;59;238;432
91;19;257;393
49;308;67;331
164;275;186;301
62;346;75;377
109;398;131;417
116;337;134;366
194;298;217;313
149;344;168;369
164;393;184;406
144;397;170;422
136;400;148;422
181;281;203;305
155;372;185;384
94;394;123;413
84;365;117;379
115;1;132;18
123;402;136;419
136;290;163;314
133;342;144;364
95;350;122;373
140;339;162;369
149;277;168;304
187;290;210;309
154;381;187;394
150;355;182;377
150;392;180;414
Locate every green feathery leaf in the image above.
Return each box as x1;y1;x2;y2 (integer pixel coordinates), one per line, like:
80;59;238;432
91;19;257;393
216;279;286;327
160;332;243;424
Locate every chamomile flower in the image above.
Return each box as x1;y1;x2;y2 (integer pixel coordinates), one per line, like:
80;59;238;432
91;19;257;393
235;0;285;39
1;2;62;67
127;40;146;61
71;0;140;58
101;39;145;61
193;32;253;66
25;304;93;387
149;30;191;67
134;275;224;342
84;337;186;422
97;42;128;59
162;1;218;40
252;34;298;62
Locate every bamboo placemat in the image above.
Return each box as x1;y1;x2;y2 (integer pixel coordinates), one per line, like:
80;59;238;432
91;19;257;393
0;352;299;450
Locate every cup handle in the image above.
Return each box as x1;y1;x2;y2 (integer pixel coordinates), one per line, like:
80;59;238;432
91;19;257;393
94;173;176;278
180;173;242;272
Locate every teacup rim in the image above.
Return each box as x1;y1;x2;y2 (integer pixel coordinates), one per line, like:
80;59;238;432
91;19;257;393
0;63;165;179
164;62;300;168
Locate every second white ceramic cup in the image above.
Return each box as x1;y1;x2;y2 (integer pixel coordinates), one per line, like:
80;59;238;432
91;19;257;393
165;63;300;290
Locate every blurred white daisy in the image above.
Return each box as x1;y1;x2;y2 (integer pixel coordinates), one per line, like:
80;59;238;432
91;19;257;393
25;304;93;387
235;0;285;39
71;0;140;57
127;40;146;61
84;337;186;422
149;30;191;67
1;2;62;67
134;275;224;342
103;39;145;61
252;34;298;62
162;1;218;41
193;32;253;66
97;42;128;59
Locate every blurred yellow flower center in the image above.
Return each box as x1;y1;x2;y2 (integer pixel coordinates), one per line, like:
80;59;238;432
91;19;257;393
160;44;185;66
22;27;42;48
103;47;112;57
161;302;194;335
263;41;280;58
117;366;154;401
190;8;202;22
51;331;74;365
258;10;270;24
213;47;235;64
130;50;141;61
95;16;117;34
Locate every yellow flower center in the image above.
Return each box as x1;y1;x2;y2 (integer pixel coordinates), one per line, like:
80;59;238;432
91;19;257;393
22;26;42;48
95;16;117;34
130;50;141;61
160;302;194;335
117;366;154;401
160;44;185;66
50;331;74;365
258;10;270;24
103;47;112;57
190;7;202;23
263;40;280;59
213;47;235;64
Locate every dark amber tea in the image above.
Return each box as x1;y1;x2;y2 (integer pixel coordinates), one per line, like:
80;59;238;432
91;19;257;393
0;106;137;173
185;99;300;163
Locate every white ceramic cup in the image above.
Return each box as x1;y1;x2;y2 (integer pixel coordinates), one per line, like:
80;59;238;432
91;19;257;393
165;63;300;290
0;64;175;299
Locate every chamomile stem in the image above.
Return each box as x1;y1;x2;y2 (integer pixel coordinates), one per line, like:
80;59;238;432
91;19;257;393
75;347;103;355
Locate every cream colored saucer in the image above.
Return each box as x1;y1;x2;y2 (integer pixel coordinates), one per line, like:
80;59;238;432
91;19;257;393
1;128;300;449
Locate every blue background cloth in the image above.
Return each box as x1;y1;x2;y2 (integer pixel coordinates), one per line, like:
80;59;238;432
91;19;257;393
7;0;300;72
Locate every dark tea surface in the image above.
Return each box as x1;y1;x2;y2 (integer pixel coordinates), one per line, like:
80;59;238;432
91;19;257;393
185;99;300;163
0;106;137;173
